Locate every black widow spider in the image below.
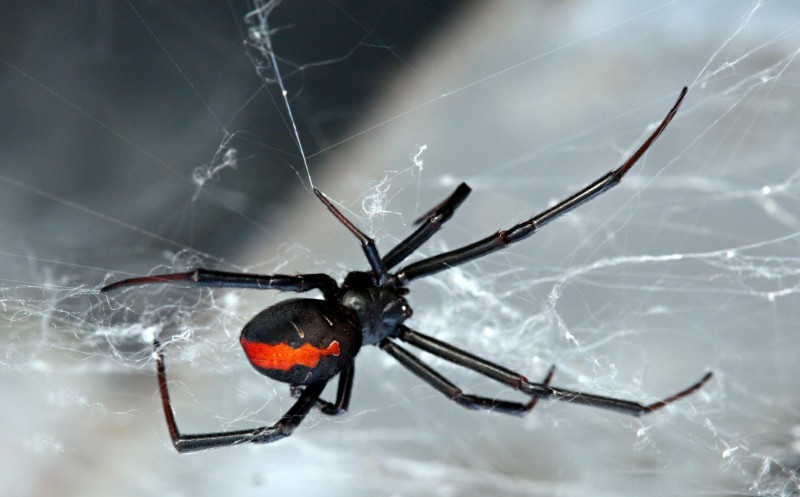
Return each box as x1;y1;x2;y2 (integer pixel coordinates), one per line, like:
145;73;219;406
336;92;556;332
102;87;711;453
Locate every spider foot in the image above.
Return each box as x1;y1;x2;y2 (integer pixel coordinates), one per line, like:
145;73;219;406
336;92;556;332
644;371;713;414
523;365;556;411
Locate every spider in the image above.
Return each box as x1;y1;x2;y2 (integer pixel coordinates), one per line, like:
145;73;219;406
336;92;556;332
102;87;711;453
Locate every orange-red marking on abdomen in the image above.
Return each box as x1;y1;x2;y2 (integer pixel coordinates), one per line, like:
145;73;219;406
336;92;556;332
240;337;340;371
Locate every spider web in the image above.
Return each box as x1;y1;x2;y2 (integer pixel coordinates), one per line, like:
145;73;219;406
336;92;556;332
1;1;799;496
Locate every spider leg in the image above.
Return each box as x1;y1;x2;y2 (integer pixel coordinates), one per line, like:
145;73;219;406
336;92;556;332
381;183;472;271
154;339;327;453
290;363;355;416
101;269;338;300
396;87;687;284
523;364;556;411
396;326;712;417
380;338;556;416
314;188;388;286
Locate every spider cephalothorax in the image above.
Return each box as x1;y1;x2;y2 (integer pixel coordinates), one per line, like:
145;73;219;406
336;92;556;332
339;271;412;346
102;87;711;453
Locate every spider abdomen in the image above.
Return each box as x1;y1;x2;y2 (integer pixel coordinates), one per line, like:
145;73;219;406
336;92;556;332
239;298;362;385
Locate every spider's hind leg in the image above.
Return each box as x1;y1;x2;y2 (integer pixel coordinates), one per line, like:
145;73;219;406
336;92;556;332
155;339;327;452
291;364;355;416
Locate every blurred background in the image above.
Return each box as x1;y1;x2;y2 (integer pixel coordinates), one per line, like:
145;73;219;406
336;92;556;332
2;1;799;496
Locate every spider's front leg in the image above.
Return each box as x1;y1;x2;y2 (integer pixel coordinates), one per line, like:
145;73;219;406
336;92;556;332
382;182;472;270
396;87;688;284
313;189;388;286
